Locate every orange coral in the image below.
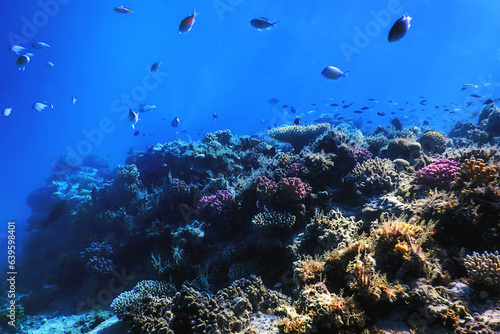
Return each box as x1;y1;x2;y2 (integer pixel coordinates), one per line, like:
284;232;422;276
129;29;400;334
460;157;497;186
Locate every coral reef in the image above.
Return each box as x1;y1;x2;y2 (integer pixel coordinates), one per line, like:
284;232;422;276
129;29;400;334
459;157;498;187
419;131;447;155
269;123;330;151
348;157;400;197
464;251;500;290
414;158;460;188
79;242;115;277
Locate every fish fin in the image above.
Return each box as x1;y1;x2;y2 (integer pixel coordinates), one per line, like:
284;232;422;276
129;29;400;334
131;124;135;130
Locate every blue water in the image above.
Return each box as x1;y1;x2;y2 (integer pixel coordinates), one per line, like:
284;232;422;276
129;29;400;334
1;0;500;260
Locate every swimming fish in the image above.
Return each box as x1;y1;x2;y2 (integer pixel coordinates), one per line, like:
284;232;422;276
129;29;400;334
388;14;412;42
32;41;51;49
3;108;12;116
294;118;300;125
171;116;180;127
139;104;156;112
268;97;279;104
17;55;30;71
321;66;348;80
46;62;55;67
115;6;133;13
32;101;53;112
179;11;197;34
470;94;482;98
72;97;77;104
461;84;478;90
354;110;363;114
250;17;277;30
129;109;139;129
213;112;217;121
151;61;162;72
290;106;297;113
9;45;26;54
133;130;141;136
377;112;386;116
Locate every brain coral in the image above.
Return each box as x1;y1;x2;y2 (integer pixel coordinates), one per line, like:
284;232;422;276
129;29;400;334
419;131;446;155
269;123;330;151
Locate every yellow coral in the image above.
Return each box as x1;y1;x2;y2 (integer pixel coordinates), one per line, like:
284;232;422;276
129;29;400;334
419;131;446;154
460;157;497;186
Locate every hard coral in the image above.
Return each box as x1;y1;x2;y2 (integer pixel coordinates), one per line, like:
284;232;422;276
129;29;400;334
464;251;500;290
277;177;311;201
197;189;235;219
419;131;447;155
460;157;497;187
350;157;400;196
269;123;330;151
252;211;296;231
414;158;460;188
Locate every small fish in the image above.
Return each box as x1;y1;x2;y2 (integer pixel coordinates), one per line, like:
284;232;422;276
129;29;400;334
151;61;162;72
354;110;363;114
3;108;12;116
213;112;217;121
129;109;139;129
360;107;369;110
268;97;279;104
419;100;427;105
484;99;494;105
115;6;133;13
290;107;297;113
250;17;277;30
469;113;478;117
321;66;348;80
377;112;385;116
133;130;141;136
343;103;353;109
72;97;77;104
179;11;197;34
171;116;180;127
32;41;51;49
139;104;156;112
282;105;288;109
367;120;373;123
9;45;26;54
32;102;53;112
368;98;376;101
17;55;30;71
388;14;412;42
294;118;300;125
46;61;55;67
461;84;478;90
330;103;339;107
470;94;481;98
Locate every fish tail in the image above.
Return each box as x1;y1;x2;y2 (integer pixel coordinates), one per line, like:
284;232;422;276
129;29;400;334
343;70;349;77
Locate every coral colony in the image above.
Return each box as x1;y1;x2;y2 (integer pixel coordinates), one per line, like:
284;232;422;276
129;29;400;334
15;103;500;333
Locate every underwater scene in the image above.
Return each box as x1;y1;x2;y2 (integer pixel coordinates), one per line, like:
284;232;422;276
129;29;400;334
2;0;500;333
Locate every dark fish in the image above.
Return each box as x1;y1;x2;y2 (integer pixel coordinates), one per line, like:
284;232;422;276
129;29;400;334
268;98;279;104
171;116;180;127
134;130;140;136
213;112;218;121
41;200;68;227
470;94;481;98
391;118;402;131
484;99;494;105
151;62;162;72
398;108;404;111
420;100;427;105
388;15;412;42
343;103;353;109
368;98;376;101
390;112;396;114
330;103;339;106
367;120;373;123
290;107;297;113
354;110;363;114
294;118;300;125
360;107;369;110
282;105;288;108
250;17;277;30
377;112;385;116
435;106;439;108
91;186;98;204
311;103;316;106
179;11;197;34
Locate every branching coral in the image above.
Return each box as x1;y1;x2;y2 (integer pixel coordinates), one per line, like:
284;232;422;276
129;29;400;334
460;157;497;187
252;211;296;231
269;123;330;151
349;157;400;196
464;251;500;290
277;177;311;201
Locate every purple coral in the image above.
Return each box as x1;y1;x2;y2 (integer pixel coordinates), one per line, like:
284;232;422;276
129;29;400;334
80;242;115;277
353;148;372;163
277;177;310;201
414;159;460;187
287;163;308;177
197;190;235;218
254;176;277;197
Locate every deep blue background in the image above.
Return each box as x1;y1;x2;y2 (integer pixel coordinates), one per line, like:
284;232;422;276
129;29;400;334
1;0;499;259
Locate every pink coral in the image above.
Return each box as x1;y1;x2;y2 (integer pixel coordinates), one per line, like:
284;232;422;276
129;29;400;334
288;162;308;177
197;190;235;218
414;158;460;187
254;176;277;197
277;177;310;201
353;148;372;163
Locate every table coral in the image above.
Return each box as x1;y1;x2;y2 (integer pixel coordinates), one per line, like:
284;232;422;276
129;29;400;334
269;123;330;151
